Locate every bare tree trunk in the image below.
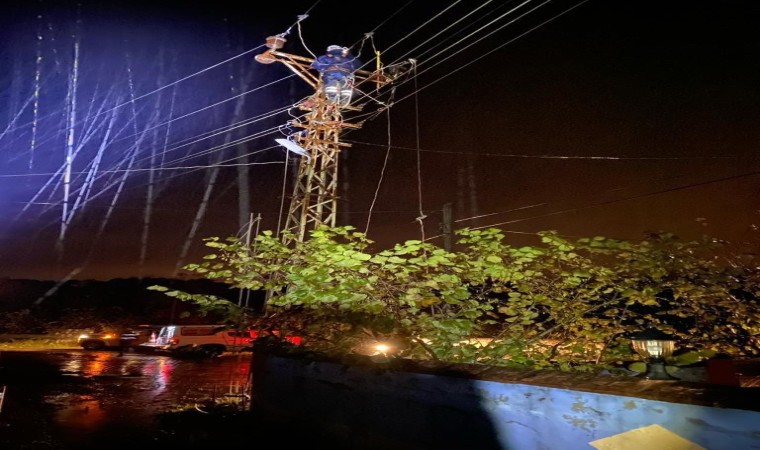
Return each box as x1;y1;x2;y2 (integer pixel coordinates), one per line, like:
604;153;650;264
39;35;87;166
175;164;221;275
174;67;252;275
86;54;148;265
29;13;45;170
80;110;118;208
455;153;481;229
466;153;480;228
235;59;255;232
456;163;466;222
57;40;80;260
237;147;251;232
139;49;169;275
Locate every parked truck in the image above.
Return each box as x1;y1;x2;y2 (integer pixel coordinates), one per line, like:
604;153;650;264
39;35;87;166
137;324;254;358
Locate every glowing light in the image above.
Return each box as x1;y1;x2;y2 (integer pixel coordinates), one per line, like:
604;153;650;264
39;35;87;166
373;343;392;355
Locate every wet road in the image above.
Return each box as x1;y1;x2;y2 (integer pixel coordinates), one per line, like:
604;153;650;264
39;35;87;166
0;350;253;449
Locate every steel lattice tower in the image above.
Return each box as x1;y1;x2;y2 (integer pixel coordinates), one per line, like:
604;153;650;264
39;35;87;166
255;36;391;244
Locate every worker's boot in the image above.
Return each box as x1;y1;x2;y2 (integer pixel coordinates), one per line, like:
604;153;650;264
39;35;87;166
324;85;339;103
340;89;353;107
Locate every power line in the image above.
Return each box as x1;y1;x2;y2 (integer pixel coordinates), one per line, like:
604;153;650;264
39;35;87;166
346;140;760;160
425;169;760;242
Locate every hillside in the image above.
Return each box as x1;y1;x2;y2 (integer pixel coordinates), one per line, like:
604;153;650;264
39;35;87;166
0;277;263;332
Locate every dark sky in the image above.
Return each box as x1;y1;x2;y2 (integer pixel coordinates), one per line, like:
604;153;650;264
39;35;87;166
1;0;759;280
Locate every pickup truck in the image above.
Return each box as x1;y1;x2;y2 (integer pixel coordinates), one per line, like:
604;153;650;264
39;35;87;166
137;324;255;358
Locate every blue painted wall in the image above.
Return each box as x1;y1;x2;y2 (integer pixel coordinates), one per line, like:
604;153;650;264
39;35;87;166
477;380;760;449
251;353;760;449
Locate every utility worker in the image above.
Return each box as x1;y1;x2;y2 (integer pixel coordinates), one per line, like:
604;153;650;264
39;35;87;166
311;45;362;107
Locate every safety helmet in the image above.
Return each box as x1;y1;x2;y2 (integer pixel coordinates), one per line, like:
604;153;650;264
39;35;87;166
326;45;344;53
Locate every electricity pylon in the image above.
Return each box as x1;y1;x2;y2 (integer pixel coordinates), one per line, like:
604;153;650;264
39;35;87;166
255;35;394;244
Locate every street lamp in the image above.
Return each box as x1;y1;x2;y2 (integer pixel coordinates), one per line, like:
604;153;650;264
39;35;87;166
630;327;678;380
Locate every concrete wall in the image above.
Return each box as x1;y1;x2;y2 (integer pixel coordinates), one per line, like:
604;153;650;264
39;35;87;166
251;352;760;450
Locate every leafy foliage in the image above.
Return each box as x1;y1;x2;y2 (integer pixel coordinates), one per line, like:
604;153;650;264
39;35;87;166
155;226;760;373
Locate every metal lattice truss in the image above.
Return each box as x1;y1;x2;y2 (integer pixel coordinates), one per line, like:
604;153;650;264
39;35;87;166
255;36;392;244
282;100;358;243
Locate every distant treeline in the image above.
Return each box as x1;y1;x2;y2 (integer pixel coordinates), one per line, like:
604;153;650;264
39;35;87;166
0;277;258;332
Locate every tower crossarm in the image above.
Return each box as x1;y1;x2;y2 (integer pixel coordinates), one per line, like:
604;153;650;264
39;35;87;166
256;50;320;88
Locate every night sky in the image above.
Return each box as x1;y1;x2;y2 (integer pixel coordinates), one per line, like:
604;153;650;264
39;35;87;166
1;0;759;280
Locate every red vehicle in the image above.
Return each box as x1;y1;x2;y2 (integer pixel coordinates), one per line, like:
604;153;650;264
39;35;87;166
248;328;303;346
138;325;254;357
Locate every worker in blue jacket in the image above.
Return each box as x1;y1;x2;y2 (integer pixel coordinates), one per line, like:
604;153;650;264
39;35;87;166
311;45;362;106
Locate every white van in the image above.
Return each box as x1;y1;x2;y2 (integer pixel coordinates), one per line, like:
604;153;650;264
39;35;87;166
138;324;253;357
